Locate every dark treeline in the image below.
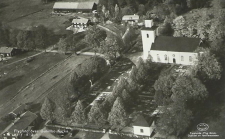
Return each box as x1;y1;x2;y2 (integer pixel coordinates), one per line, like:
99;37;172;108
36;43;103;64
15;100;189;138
0;23;57;50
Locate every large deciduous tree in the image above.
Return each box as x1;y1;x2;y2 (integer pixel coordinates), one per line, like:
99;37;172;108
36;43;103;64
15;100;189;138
171;75;208;102
196;51;222;81
156;102;193;136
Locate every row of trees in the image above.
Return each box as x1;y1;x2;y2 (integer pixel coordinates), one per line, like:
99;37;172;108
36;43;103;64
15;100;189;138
0;23;54;50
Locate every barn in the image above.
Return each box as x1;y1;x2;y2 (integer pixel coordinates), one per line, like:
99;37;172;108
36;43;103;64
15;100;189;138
0;47;17;57
53;2;97;13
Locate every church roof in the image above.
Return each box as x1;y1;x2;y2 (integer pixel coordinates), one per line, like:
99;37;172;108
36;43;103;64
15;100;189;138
151;36;200;52
133;115;149;127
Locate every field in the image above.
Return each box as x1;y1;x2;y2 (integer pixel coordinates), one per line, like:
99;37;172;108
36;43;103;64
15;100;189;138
0;53;90;118
0;0;95;34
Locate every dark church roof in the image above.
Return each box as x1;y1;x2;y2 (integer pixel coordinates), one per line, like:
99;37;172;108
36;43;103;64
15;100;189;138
151;36;200;52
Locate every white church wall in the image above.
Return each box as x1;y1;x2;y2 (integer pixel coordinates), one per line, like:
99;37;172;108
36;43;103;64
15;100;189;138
133;126;152;136
150;51;198;65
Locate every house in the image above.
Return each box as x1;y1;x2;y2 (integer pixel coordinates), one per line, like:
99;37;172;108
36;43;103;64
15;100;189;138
133;115;156;137
2;111;38;139
122;15;139;25
0;47;17;57
72;18;91;28
141;20;202;65
53;2;97;13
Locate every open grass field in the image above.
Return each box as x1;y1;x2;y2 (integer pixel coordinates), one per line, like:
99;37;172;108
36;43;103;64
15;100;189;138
0;53;90;119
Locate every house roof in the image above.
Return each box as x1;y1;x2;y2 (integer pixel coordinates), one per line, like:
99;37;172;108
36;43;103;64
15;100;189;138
7;111;37;134
122;15;139;21
133;115;149;127
72;18;89;24
53;2;95;10
151;36;200;52
0;47;14;54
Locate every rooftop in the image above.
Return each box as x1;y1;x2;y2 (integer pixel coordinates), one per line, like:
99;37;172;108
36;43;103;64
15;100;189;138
0;47;14;54
53;2;96;10
72;18;89;24
133;115;149;127
141;26;158;31
122;15;139;20
151;36;200;52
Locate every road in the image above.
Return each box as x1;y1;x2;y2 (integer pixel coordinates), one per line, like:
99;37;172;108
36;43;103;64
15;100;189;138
0;55;90;118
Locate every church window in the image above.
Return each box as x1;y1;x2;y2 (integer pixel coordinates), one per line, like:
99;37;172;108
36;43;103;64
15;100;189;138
157;54;160;61
181;56;184;61
140;129;144;133
164;54;167;60
147;34;149;38
189;56;192;62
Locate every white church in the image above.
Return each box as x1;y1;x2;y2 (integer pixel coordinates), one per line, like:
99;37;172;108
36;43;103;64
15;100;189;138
141;20;202;65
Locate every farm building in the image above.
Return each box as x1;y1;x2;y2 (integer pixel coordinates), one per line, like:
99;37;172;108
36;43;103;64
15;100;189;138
72;18;91;28
141;20;202;65
53;2;97;13
0;47;18;57
122;15;139;25
1;111;38;139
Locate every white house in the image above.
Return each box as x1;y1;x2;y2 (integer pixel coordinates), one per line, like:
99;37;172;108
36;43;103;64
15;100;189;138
122;15;139;25
133;115;155;137
141;20;201;65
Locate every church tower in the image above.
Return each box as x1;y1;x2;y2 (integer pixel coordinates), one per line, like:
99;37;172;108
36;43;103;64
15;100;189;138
141;20;157;59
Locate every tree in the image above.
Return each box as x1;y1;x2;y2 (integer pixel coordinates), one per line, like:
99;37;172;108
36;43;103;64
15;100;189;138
33;25;49;50
108;97;128;129
85;25;107;54
154;74;175;97
54;105;68;124
171;75;208;102
9;29;19;47
56;38;68;53
40;98;55;122
121;89;133;107
196;51;222;81
100;36;121;60
88;102;108;125
136;57;148;83
156;102;193;136
71;100;87;125
112;77;128;96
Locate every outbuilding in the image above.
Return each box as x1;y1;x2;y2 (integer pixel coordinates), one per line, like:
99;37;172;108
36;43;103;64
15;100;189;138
53;2;97;13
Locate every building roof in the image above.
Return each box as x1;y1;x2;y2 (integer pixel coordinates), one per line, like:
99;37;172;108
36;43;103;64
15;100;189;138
53;2;95;10
133;115;149;127
7;111;37;134
151;36;200;52
0;47;14;54
141;26;158;31
122;15;139;21
72;18;89;24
